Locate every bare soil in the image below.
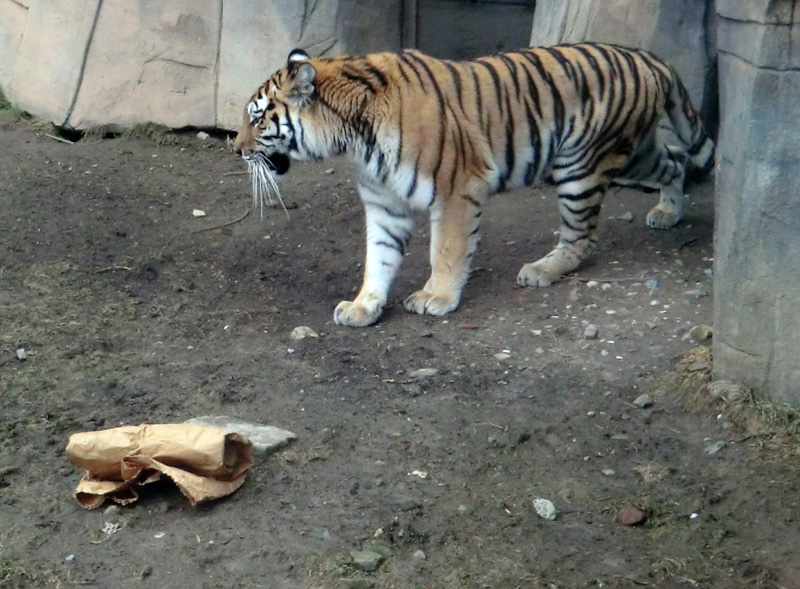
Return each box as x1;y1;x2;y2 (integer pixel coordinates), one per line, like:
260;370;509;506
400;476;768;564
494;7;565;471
1;112;799;589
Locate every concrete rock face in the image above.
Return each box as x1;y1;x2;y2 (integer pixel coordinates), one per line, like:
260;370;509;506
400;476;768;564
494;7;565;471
713;2;800;406
0;0;401;131
530;0;717;129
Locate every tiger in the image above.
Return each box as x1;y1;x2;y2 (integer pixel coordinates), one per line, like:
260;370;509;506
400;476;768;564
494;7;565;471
233;43;714;327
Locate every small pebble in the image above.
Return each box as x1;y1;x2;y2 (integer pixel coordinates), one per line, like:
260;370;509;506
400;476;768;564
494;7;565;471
685;285;710;298
602;469;615;476
533;498;557;521
409;368;438;379
192;209;207;218
412;550;426;561
493;352;511;361
616;504;647;526
584;324;598;340
65;554;76;563
690;324;713;341
633;394;653;409
16;348;26;361
196;131;210;140
705;441;726;456
289;325;319;340
619;211;634;222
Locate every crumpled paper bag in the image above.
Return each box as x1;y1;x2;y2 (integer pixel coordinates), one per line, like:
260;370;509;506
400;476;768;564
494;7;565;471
65;424;254;510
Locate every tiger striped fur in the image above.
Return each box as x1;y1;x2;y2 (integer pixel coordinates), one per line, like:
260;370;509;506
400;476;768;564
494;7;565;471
234;44;714;327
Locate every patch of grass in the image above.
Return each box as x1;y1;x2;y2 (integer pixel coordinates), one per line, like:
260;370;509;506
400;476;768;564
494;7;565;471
659;346;800;456
121;122;176;146
0;559;29;584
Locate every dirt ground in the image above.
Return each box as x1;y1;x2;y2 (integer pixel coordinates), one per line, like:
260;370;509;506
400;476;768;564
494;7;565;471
1;111;799;589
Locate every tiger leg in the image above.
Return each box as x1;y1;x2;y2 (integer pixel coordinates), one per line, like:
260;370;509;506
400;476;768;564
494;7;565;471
404;180;487;316
645;145;687;229
517;178;607;287
615;140;688;230
334;182;413;327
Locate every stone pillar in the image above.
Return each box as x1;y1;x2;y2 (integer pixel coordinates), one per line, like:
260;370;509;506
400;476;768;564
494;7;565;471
713;1;800;406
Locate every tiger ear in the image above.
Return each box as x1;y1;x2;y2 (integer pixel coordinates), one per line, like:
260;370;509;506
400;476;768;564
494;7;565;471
287;48;310;63
288;62;317;105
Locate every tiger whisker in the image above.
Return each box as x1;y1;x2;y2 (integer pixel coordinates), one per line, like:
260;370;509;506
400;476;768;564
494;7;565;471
245;157;289;220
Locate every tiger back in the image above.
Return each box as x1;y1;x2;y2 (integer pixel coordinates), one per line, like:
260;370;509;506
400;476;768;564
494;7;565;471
234;43;714;327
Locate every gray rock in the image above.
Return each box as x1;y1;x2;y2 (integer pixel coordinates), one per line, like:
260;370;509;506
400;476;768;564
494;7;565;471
684;285;710;299
15;348;26;361
350;550;384;573
583;324;599;340
185;416;296;455
633;394;653;409
705;441;726;456
413;549;426;560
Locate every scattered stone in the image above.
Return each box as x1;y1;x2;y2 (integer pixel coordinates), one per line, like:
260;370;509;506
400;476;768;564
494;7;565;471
584;324;599;340
192;209;207;218
409;368;438;379
689;324;713;341
601;282;612;291
15;348;26;361
685;285;710;298
618;211;634;222
533;498;557;521
350;550;384;573
646;278;659;296
705;441;726;456
412;550;426;561
493;352;512;361
633;394;653;409
616;504;647;526
185;416;296;455
65;554;76;563
703;267;713;278
645;321;659;330
602;469;615;476
196;131;210;140
409;470;429;479
324;168;335;174
289;325;319;340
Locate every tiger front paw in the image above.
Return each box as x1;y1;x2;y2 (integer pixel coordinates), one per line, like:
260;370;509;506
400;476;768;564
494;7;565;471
403;290;459;316
517;262;560;287
333;299;383;327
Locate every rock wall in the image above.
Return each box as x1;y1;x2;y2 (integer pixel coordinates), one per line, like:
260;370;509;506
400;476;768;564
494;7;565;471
713;1;800;406
530;0;718;132
0;0;401;131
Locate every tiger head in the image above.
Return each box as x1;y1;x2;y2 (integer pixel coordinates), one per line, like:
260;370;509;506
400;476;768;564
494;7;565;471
233;48;321;177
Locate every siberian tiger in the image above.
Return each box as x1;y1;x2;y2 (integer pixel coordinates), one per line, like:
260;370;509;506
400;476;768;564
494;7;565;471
233;43;714;327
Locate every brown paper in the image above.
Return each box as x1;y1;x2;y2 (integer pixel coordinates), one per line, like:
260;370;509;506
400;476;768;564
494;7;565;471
66;424;254;510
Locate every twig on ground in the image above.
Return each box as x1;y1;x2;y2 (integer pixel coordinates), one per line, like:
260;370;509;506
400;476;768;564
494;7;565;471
191;208;251;233
96;265;133;273
45;133;74;145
